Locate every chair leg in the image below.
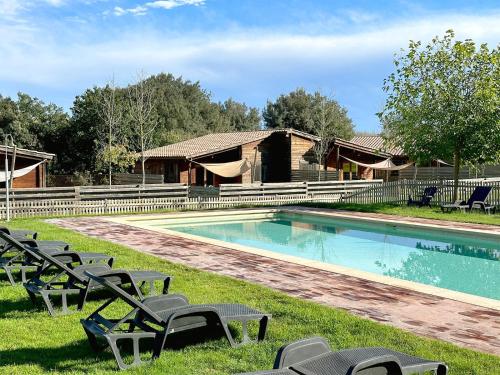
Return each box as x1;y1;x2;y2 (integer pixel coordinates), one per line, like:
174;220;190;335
3;267;16;286
107;334;154;370
257;316;269;341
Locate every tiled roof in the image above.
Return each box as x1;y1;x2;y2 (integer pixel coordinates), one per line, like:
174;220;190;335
350;136;405;156
4;145;54;160
143;129;319;159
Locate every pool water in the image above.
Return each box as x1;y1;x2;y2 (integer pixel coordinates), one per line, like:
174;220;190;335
160;213;500;300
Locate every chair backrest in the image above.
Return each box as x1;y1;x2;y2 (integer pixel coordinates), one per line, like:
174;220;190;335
85;270;166;324
0;226;13;235
420;186;437;205
350;355;403;374
466;186;492;207
274;337;331;369
423;186;437;197
0;232;88;284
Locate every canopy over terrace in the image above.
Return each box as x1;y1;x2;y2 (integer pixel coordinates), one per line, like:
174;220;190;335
340;156;414;171
0;146;54;188
192;159;252;179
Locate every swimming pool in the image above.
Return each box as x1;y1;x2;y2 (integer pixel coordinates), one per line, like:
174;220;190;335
139;211;500;302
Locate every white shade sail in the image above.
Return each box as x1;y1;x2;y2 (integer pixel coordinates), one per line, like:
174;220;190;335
196;159;252;178
0;160;44;182
341;156;413;171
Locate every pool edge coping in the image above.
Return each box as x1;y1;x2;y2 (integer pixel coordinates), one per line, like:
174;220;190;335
106;207;500;311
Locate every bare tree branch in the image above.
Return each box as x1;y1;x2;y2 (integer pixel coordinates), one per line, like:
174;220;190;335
128;71;158;187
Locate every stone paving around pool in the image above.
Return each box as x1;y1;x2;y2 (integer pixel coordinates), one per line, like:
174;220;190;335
50;214;500;356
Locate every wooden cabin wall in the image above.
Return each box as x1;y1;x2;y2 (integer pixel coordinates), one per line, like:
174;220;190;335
240;140;262;184
290;134;316;169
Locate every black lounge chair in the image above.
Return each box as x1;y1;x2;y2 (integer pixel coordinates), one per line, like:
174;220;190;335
0;226;37;248
0;231;113;285
81;270;271;370
236;337;448;375
407;186;437;208
441;186;495;214
22;249;171;316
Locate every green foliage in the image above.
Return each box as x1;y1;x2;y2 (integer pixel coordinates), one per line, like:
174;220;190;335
0;219;498;374
0;93;70;165
68;73;260;174
94;144;136;172
263;88;355;140
379;30;500;172
1;73;260;176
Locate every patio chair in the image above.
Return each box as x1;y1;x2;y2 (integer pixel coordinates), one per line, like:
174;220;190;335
81;270;271;370
0;226;37;248
23;249;171;316
407;186;437;208
0;231;113;285
235;337;448;375
441;186;495;213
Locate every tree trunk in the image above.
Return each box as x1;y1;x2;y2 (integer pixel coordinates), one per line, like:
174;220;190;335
141;152;146;188
453;149;461;201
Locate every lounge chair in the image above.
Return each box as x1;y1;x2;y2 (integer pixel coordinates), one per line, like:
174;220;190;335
23;249;171;316
0;232;113;285
0;226;37;248
441;186;495;213
236;337;448;375
407;186;437;208
81;270;271;370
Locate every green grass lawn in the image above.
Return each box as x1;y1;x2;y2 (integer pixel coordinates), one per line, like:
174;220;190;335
0;219;499;374
299;202;500;226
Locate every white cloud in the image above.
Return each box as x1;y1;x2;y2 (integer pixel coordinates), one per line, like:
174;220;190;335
1;10;499;130
113;0;205;16
147;0;205;10
45;0;65;6
0;0;25;16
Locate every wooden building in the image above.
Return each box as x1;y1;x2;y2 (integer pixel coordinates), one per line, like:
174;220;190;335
137;129;319;186
327;136;408;181
0;146;54;188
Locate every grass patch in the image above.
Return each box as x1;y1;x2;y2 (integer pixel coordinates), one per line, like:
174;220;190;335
298;202;500;226
0;218;498;374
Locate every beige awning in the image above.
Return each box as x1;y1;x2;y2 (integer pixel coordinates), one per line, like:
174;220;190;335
196;159;252;178
0;160;45;182
341;156;413;171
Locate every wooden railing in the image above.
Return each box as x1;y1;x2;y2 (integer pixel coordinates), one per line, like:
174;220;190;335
398;165;500;180
219;180;383;198
342;178;500;206
290;169;339;182
0;184;189;202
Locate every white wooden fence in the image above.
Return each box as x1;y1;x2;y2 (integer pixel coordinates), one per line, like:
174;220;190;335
0;194;340;219
342;178;500;206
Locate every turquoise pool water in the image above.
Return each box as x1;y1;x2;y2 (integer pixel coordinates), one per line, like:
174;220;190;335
160;213;500;300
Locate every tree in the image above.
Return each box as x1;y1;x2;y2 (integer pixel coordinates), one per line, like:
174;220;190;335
98;77;123;187
379;30;500;199
128;72;158;187
0;93;69;151
263;88;355;140
309;94;352;180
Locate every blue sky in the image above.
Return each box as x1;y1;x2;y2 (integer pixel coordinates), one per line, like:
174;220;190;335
0;1;499;132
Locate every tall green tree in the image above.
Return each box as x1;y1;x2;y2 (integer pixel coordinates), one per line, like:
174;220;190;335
0;93;69;152
379;30;500;199
263;88;355;140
